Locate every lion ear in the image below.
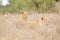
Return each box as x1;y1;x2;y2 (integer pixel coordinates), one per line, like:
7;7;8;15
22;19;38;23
4;12;9;16
41;17;44;21
55;0;59;2
22;11;24;14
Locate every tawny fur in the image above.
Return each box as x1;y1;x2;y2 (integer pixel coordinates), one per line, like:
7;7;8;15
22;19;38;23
20;11;28;21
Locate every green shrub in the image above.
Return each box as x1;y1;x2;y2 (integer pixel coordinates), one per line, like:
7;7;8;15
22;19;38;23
0;0;56;14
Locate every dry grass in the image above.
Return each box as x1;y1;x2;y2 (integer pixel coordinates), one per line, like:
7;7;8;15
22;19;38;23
0;12;60;40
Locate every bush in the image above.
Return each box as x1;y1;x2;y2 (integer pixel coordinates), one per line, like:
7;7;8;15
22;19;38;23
0;0;56;14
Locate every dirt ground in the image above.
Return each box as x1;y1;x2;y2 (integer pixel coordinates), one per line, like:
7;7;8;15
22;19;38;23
0;13;60;40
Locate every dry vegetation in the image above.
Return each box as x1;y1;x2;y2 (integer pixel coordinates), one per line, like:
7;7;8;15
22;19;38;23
0;11;60;40
0;0;60;40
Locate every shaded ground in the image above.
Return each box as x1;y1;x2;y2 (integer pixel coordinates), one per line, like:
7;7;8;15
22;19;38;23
0;13;60;40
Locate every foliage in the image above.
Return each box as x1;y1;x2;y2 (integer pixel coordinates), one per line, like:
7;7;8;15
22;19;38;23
0;0;56;14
